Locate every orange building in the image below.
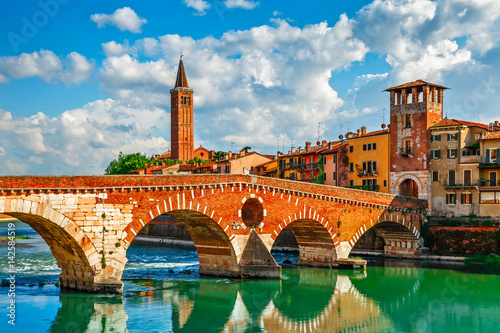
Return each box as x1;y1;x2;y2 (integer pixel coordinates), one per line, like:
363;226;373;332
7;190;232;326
170;57;194;162
346;127;390;192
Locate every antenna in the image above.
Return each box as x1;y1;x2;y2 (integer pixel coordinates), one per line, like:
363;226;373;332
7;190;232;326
282;139;285;153
339;121;344;140
230;139;235;152
291;138;294;148
381;108;387;129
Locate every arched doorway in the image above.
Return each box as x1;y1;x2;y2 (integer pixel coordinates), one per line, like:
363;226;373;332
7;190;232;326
400;179;418;198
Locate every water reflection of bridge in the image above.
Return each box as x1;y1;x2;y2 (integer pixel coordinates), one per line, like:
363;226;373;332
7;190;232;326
48;269;399;332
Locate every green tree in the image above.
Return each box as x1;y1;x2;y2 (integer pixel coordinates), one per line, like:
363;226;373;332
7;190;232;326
187;157;211;165
242;146;252;153
212;151;227;160
105;152;151;175
312;156;325;184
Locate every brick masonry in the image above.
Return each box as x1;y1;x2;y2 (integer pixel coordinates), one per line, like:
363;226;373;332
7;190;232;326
0;174;425;293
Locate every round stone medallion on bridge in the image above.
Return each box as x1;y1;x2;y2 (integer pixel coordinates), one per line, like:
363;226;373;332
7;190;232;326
241;198;264;228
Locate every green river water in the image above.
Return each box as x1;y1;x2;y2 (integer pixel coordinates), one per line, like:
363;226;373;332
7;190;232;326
0;221;499;332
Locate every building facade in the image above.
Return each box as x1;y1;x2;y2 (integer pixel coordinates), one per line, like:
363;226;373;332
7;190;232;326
346;127;390;193
170;57;194;162
321;142;349;187
478;131;500;216
429;119;490;216
386;80;447;202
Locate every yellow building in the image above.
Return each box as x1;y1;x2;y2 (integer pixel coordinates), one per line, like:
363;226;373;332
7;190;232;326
347;127;390;193
478;131;500;216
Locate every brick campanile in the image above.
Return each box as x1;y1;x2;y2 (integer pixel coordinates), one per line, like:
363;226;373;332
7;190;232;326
170;57;194;162
386;80;448;203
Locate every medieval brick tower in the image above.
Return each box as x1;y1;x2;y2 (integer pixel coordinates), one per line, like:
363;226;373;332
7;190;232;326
386;80;448;202
170;57;194;162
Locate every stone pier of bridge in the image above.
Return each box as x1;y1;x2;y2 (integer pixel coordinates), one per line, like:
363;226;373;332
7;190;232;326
0;175;426;293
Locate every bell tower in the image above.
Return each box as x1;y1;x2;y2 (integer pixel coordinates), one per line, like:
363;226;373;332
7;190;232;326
170;56;194;162
386;80;448;202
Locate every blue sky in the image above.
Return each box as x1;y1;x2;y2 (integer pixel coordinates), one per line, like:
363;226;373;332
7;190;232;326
1;0;500;175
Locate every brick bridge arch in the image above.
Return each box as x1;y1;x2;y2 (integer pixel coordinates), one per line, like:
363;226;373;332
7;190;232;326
0;174;426;293
0;198;104;292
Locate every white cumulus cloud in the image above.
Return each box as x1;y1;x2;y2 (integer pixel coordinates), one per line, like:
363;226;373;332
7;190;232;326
0;50;94;85
224;0;259;10
91;7;147;33
183;0;211;15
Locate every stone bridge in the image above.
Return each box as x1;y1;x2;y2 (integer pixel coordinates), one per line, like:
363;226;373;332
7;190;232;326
0;174;426;293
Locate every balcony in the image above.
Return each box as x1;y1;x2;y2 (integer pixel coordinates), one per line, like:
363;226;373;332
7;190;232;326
279;162;299;170
442;180;478;189
461;155;481;163
479;179;500;188
479;162;500;169
357;171;378;177
298;163;319;172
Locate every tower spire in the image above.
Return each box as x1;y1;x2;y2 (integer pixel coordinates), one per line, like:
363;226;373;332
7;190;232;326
174;56;189;88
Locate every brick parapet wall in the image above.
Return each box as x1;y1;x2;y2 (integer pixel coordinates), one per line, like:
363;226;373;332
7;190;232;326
0;174;426;210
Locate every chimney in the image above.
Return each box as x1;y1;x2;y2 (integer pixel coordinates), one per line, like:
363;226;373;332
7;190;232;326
305;142;311;151
240;149;246;157
322;140;327;147
357;129;361;136
291;147;296;153
162;161;165;166
361;126;367;135
328;142;333;149
298;146;302;152
228;151;232;159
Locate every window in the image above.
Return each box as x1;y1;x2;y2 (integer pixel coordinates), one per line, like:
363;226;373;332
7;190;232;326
449;170;456;186
333;154;337;164
461;193;472;204
324;173;326;181
475;134;481;140
350;146;353;153
431;134;441;142
350;180;354;186
373;143;377;150
490;172;497;186
350;163;354;172
431;150;441;159
367;143;372;151
480;192;499;204
432;171;439;182
372;161;377;173
384;180;387;187
446;193;456;204
405;114;412;128
363;144;367;151
332;171;337;181
486;149;499;163
447;149;458;159
405;140;412;154
447;133;458;141
464;170;472;185
217;166;221;173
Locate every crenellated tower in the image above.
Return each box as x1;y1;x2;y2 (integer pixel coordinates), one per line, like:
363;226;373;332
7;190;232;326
170;57;194;162
386;80;448;202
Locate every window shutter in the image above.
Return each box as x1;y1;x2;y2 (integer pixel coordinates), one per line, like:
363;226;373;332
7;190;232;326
436;150;441;158
431;150;435;159
437;134;441;141
447;134;451;141
486;149;491;163
469;193;472;203
461;194;465;204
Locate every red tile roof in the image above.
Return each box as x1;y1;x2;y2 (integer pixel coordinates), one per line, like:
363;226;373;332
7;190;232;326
482;131;500;140
430;119;489;130
347;129;390;140
385;79;449;91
